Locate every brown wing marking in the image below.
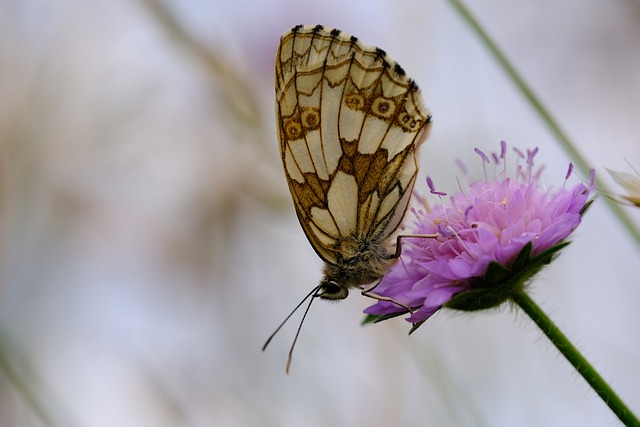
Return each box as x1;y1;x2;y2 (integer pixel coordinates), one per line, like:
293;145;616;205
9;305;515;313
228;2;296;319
275;25;432;262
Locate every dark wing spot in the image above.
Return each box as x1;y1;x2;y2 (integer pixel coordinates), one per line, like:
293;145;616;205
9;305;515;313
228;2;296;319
330;28;341;37
375;47;386;59
284;119;303;139
350;35;358;43
301;108;320;130
292;25;303;32
371;97;396;118
312;25;324;33
345;92;365;110
394;63;406;77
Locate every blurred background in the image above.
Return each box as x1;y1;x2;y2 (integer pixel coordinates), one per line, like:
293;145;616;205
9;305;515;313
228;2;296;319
1;0;639;426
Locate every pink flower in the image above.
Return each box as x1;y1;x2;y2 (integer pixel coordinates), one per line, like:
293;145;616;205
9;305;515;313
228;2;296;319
364;142;594;329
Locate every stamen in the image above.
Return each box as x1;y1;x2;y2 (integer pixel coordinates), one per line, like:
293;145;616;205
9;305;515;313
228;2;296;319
565;163;574;181
474;148;490;164
533;165;546;182
515;164;523;182
463;204;474;220
526;147;539;166
455;158;469;176
589;169;596;189
500;141;508;178
427;176;447;196
474;148;490;179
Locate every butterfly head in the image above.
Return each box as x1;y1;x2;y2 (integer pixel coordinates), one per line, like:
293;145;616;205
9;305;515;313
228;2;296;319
319;241;397;300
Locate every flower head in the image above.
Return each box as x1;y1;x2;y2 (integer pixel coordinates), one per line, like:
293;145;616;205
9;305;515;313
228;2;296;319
608;168;640;207
364;142;594;329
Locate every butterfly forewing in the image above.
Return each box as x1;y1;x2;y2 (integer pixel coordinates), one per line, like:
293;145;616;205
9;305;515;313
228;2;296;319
275;24;431;295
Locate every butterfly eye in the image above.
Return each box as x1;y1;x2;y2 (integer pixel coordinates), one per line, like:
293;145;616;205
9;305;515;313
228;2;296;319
319;280;348;300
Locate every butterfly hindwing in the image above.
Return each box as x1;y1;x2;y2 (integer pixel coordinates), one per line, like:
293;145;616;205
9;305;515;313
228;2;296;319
275;24;431;270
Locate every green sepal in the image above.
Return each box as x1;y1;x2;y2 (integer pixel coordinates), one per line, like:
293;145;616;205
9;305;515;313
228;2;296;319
580;198;594;216
445;240;571;312
409;319;427;335
361;314;379;325
361;310;410;325
364;311;434;335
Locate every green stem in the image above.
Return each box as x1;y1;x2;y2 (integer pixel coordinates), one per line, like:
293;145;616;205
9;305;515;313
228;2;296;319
446;0;640;249
511;291;640;426
0;326;68;427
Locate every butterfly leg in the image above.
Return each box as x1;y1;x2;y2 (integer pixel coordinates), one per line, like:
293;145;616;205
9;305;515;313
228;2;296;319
361;280;414;314
360;233;439;312
392;233;439;259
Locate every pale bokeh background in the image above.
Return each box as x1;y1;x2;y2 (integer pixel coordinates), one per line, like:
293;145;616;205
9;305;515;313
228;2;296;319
1;0;639;426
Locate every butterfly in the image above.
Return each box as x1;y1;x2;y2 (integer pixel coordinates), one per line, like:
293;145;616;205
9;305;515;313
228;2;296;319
267;24;432;369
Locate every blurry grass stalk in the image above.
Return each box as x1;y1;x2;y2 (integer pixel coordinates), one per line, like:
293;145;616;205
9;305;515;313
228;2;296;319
0;326;72;427
447;1;640;424
139;0;262;130
446;0;640;248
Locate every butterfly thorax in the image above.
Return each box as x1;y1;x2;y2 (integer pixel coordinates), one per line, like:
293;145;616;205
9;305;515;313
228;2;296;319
319;237;396;300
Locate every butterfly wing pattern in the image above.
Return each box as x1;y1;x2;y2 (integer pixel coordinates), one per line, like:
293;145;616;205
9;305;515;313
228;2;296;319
275;24;432;300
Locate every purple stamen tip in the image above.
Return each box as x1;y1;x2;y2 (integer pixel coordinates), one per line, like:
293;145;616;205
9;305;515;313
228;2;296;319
513;147;525;159
500;140;507;159
426;176;447;195
427;176;436;192
565;163;574;180
526;147;539;165
474;148;490;163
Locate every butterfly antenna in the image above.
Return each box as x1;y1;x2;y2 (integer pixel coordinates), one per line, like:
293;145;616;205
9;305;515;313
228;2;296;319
262;285;320;352
286;287;319;374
